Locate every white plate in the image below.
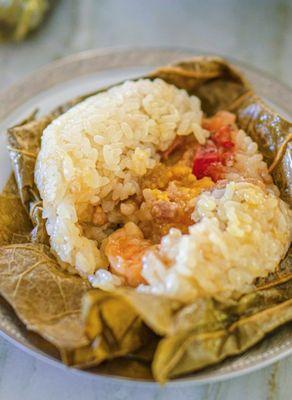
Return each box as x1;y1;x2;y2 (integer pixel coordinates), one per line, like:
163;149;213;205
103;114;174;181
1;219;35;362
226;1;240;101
0;47;291;386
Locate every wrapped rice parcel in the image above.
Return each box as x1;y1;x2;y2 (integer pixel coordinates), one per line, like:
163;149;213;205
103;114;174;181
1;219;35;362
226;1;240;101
1;56;291;382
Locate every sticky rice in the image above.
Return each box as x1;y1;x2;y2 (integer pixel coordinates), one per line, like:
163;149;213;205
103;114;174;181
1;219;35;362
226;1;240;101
35;79;207;275
35;79;291;302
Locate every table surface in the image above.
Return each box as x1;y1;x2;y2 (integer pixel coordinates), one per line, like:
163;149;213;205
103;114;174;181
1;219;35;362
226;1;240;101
0;1;291;399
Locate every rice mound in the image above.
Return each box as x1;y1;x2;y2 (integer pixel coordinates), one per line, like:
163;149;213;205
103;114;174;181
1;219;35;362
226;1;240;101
35;79;208;276
140;181;292;301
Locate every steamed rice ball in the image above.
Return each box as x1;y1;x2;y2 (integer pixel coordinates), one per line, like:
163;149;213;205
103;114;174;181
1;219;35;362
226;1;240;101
35;78;291;301
35;79;208;276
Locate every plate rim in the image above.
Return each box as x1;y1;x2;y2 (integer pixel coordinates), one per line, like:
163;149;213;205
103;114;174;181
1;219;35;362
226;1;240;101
1;45;292;121
0;45;291;386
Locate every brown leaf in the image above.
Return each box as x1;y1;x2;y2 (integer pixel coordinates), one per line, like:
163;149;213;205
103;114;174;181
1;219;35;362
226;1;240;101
0;184;32;246
0;244;89;350
64;290;154;367
152;278;292;382
150;56;250;115
95;358;153;380
117;289;231;336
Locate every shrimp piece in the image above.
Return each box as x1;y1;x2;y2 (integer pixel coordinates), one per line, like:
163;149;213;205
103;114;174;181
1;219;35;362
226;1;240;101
104;222;153;287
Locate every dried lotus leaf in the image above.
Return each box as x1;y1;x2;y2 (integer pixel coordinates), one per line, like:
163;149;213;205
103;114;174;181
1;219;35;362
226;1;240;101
65;275;291;379
115;276;292;337
64;290;154;368
153;301;292;382
128;336;160;364
0;244;89;349
95;358;153;380
7;115;53;244
114;289;182;336
0;195;31;245
152;279;292;382
150;56;250;116
8;115;53;210
3;174;19;195
78;276;291;374
0;175;32;245
117;289;230;336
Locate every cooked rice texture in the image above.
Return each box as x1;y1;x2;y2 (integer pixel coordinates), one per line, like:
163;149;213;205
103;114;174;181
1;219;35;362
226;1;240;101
140;181;292;301
226;129;275;189
35;79;208;276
